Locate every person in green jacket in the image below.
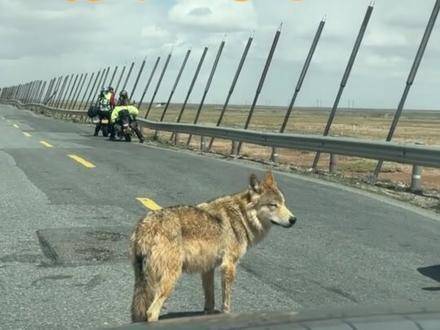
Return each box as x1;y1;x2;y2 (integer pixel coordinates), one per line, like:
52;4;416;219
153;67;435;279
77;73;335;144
109;90;144;143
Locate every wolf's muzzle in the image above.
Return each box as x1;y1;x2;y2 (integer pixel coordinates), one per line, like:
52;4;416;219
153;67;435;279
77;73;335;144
288;216;297;226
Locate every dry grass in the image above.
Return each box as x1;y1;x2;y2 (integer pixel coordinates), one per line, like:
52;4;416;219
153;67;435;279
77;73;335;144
141;103;440;189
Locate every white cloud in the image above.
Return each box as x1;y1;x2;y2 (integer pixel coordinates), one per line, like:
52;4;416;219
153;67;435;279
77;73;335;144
168;0;257;32
0;0;439;110
141;25;171;39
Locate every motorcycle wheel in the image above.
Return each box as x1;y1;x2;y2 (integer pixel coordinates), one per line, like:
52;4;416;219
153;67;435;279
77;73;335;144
102;125;109;137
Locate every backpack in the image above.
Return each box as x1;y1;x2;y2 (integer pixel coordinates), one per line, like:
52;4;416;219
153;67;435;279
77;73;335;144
87;104;100;118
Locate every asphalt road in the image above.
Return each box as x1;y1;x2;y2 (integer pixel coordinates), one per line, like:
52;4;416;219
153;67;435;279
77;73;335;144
0;104;439;329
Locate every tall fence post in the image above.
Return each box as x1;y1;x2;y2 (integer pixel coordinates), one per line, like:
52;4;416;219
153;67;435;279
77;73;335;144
25;81;33;102
187;39;225;145
22;82;28;102
115;65;126;94
59;74;74;108
43;78;54;104
372;0;440;181
174;47;208;124
159;49;191;122
35;81;43;102
68;73;84;109
83;70;101;110
54;76;69;107
130;58;146;102
47;77;62;105
145;52;172;119
101;66;111;89
271;17;326;162
137;57;161;109
50;76;64;107
46;79;56;105
64;74;79;108
312;4;374;170
171;47;208;144
45;78;55;103
27;81;34;102
37;81;47;103
70;73;86;109
208;34;253;151
36;81;44;102
23;81;31;102
90;69;106;106
121;61;135;92
79;72;95;109
27;82;35;102
108;66;118;88
29;81;39;103
55;74;73;108
237;25;282;155
31;81;40;102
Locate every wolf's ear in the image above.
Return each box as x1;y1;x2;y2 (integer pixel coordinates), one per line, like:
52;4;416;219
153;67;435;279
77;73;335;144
249;174;261;193
263;170;276;187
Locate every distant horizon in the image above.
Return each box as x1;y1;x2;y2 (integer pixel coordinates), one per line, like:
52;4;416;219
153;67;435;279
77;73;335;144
143;101;440;112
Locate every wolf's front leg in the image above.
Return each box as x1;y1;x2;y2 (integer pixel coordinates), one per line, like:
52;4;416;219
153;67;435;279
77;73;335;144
220;262;236;313
202;269;215;313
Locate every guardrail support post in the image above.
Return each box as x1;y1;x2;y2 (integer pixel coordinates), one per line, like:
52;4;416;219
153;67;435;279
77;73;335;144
231;141;239;158
200;136;207;153
410;165;423;193
329;154;337;173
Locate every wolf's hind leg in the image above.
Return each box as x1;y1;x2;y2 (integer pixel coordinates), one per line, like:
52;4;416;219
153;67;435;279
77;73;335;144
202;269;215;313
131;256;152;322
220;261;236;313
146;249;182;322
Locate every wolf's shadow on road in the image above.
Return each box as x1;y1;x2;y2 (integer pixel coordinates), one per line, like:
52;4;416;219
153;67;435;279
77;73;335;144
418;265;440;291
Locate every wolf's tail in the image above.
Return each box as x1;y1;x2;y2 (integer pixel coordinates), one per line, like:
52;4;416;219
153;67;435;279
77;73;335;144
131;252;150;322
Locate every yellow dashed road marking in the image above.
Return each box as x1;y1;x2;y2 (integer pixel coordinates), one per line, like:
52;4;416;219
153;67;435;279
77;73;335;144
137;198;162;211
13;124;19;128
23;132;32;137
40;140;54;148
67;154;95;169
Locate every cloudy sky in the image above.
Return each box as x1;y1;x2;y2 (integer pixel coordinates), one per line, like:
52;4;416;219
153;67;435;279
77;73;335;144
1;0;439;110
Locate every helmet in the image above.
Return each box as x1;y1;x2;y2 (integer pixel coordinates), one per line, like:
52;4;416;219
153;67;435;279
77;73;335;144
107;86;114;92
119;90;128;99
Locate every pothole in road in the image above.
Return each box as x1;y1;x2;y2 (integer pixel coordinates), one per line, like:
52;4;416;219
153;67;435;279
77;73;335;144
36;226;132;267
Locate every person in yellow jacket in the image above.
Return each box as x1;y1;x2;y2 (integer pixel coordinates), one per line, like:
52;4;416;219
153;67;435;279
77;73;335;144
109;90;144;143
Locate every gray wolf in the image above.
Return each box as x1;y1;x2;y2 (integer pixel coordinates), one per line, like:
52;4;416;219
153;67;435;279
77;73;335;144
130;170;297;322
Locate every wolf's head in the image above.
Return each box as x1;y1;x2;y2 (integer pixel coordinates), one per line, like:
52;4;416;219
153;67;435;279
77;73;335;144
248;171;297;228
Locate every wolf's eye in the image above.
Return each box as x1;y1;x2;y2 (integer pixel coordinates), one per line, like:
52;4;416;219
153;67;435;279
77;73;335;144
269;203;278;208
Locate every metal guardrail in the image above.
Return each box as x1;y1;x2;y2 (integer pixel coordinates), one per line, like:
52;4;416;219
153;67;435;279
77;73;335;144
2;99;440;169
136;118;440;168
